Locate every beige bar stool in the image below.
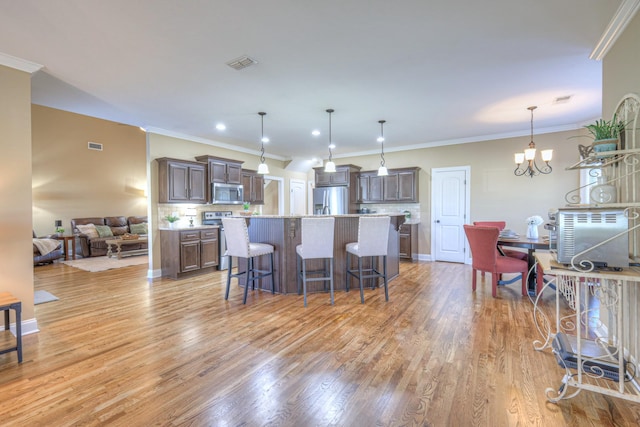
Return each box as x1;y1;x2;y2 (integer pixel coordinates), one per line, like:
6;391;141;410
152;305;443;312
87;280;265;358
222;217;275;304
345;216;391;303
296;217;335;307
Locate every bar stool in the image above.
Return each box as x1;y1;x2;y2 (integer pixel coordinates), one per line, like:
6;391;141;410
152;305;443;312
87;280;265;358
222;217;275;304
0;292;22;363
345;216;391;303
296;217;335;307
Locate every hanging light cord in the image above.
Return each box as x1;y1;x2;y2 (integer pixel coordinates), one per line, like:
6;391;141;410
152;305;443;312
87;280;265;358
529;106;535;146
259;112;266;163
327;109;334;162
379;120;386;167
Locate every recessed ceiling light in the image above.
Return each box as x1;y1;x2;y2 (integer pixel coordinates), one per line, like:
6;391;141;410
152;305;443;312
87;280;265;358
311;130;320;136
261;137;269;143
328;143;336;149
216;123;226;131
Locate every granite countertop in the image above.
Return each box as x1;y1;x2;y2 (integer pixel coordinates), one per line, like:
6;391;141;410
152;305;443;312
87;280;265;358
229;213;407;219
159;225;219;231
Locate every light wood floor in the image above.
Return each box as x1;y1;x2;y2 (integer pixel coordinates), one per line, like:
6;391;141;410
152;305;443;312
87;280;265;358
1;260;639;426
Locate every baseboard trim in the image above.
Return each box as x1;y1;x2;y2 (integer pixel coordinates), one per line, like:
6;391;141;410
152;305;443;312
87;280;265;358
148;268;162;279
10;318;39;337
416;253;432;262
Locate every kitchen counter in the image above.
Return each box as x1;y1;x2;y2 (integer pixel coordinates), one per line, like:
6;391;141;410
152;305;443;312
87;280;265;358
233;214;405;294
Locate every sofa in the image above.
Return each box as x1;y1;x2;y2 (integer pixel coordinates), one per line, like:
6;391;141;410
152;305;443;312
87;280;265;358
71;216;148;258
33;231;65;265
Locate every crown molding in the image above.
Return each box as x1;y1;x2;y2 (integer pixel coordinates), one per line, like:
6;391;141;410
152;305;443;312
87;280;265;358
0;51;43;73
590;0;640;61
146;126;287;161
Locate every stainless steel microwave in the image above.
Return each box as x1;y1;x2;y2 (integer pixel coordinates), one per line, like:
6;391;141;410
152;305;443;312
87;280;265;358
212;183;244;204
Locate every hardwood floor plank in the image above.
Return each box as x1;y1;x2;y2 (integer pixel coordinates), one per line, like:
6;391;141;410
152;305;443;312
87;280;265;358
1;261;639;425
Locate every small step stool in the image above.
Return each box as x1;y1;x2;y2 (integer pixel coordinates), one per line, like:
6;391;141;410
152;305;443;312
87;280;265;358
0;292;22;363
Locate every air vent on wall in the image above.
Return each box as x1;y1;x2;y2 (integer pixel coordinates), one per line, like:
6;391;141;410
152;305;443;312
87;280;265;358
226;55;258;70
88;141;103;151
553;95;572;104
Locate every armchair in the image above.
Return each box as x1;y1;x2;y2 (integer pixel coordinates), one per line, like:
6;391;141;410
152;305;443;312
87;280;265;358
33;231;65;265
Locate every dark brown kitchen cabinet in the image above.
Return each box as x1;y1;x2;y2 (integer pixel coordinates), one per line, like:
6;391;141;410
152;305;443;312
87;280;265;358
242;169;264;205
357;173;383;203
160;228;219;279
358;167;419;203
384;168;419;202
399;223;418;261
157;158;207;203
195;155;243;184
314;164;361;187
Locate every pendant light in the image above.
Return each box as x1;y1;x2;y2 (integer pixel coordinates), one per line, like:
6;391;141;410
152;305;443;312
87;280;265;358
324;108;336;173
514;106;552;178
377;120;388;176
257;112;269;174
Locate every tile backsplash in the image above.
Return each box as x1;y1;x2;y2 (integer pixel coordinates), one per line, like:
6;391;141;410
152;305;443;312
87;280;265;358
360;203;421;222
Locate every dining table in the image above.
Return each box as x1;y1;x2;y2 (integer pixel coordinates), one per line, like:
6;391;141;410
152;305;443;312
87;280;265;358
497;235;549;295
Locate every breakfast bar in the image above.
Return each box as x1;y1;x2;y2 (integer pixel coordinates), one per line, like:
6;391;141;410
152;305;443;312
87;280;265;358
236;214;405;294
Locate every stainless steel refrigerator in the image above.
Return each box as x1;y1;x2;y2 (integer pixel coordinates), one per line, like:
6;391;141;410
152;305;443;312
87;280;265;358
313;186;349;215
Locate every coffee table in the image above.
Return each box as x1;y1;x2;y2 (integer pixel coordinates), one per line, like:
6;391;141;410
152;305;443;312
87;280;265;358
105;237;148;259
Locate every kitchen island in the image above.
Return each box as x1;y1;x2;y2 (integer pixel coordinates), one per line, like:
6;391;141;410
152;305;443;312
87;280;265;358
235;214;405;294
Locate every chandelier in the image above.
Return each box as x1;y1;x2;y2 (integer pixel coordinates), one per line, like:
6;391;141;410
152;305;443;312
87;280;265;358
514;106;552;178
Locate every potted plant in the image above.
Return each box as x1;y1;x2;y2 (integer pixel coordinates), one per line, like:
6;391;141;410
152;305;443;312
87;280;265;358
240;202;252;216
584;114;626;154
164;214;180;229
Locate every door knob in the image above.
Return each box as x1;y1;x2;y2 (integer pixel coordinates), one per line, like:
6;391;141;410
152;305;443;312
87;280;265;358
435;220;440;223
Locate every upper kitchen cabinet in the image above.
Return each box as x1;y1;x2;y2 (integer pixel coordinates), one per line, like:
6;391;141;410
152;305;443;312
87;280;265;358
359;167;420;203
157;158;207;203
242;169;264;205
195;155;243;185
314;164;361;187
357;172;383;203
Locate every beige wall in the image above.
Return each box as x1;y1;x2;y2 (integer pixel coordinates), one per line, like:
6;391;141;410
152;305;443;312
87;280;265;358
602;12;640;118
31;105;147;236
1;65;35;323
336;129;582;257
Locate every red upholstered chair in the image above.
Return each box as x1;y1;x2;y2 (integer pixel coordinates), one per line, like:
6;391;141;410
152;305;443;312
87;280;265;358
464;225;528;298
473;221;528;261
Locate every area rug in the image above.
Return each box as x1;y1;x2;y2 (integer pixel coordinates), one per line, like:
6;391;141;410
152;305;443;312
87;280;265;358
62;255;148;272
34;290;59;305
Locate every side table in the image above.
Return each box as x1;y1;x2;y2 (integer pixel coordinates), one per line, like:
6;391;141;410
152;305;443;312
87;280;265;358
0;292;22;363
54;234;77;260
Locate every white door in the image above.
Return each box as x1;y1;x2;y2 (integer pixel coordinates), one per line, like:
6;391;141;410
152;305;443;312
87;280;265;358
431;166;470;263
290;179;306;215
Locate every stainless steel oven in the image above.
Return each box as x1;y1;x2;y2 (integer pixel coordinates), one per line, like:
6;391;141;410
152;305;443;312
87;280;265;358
202;211;233;270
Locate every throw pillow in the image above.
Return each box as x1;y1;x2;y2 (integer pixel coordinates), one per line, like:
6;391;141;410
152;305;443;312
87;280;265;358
129;222;148;235
76;223;99;239
95;225;114;237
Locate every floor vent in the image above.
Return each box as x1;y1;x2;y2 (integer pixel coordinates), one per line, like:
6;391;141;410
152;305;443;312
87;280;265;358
226;55;258;70
88;141;103;151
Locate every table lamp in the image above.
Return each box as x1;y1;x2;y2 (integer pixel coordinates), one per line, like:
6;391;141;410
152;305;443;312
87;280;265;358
185;208;197;227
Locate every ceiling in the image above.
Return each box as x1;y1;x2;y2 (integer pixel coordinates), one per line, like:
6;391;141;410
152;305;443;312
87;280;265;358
0;1;624;162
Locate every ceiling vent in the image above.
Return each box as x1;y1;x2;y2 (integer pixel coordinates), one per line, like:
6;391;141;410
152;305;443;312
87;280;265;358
553;95;572;104
226;55;258;70
88;141;103;151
